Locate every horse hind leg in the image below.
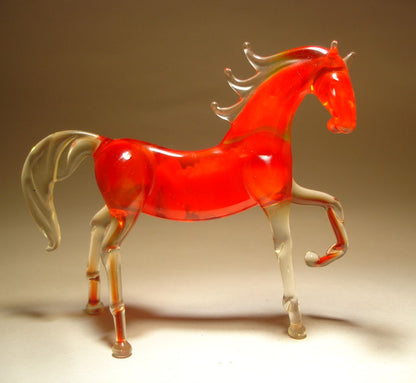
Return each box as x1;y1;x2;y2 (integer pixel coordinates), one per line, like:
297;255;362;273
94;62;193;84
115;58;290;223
85;206;111;315
263;201;306;340
100;211;139;358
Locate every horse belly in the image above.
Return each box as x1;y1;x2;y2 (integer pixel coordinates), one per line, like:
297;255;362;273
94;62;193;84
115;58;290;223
143;154;254;221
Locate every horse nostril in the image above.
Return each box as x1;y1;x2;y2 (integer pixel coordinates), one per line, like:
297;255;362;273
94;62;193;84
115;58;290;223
337;126;351;134
327;118;353;134
327;118;341;133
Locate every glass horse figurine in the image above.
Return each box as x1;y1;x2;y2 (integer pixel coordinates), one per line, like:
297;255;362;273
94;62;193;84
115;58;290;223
22;41;356;358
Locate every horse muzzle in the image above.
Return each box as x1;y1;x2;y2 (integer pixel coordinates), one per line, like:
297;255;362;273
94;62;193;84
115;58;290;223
327;117;355;134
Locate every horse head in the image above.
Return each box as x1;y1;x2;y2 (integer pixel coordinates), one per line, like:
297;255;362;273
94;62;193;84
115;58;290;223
313;41;356;134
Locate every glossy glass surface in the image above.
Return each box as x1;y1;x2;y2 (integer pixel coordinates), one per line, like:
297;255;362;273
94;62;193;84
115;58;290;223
22;41;356;357
93;42;355;223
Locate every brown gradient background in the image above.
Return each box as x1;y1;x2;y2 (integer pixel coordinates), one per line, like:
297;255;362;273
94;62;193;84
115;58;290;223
1;1;415;382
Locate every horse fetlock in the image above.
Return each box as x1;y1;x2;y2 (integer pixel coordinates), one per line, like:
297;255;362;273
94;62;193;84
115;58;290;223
282;295;299;312
110;301;126;315
282;296;306;338
327;243;346;256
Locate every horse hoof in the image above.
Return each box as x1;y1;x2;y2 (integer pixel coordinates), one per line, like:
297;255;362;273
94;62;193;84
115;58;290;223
288;324;306;339
305;251;319;267
85;302;105;315
112;341;132;358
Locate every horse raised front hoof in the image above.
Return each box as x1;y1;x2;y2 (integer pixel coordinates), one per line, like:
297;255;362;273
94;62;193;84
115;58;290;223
85;302;105;315
288;323;307;339
112;341;132;358
305;245;346;267
305;251;321;267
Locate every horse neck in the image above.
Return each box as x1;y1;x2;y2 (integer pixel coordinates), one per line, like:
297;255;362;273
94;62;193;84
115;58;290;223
221;60;319;144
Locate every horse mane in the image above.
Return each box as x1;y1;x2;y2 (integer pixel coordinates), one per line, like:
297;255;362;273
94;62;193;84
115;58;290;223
211;42;328;122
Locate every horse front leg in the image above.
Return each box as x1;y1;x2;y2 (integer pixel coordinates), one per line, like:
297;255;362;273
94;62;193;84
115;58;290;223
85;206;110;315
264;201;306;340
292;179;348;267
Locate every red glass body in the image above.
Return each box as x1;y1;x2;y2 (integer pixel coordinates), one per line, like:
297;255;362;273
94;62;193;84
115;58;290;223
93;44;356;223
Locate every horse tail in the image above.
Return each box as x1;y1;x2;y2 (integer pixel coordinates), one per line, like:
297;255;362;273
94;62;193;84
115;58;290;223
21;130;102;251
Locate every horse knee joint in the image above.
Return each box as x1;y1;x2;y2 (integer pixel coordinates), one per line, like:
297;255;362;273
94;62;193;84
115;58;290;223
86;270;100;280
274;238;292;258
110;301;126;315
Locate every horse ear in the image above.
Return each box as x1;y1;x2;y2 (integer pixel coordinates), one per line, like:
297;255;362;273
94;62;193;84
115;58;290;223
343;52;356;65
330;40;338;50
